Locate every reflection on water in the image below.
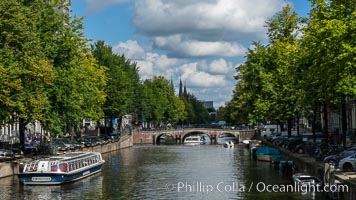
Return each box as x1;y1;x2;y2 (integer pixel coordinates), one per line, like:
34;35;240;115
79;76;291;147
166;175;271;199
16;173;104;200
0;145;354;199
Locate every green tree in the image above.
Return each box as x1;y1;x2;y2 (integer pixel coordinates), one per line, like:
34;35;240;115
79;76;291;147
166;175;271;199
92;41;128;127
231;42;271;126
231;5;302;137
301;0;356;145
0;0;56;149
265;4;302;137
142;76;185;127
181;93;209;125
26;1;108;137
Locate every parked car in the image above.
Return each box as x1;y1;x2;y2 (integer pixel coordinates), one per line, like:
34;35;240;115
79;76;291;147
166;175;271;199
24;142;38;154
109;133;120;142
338;153;356;172
0;149;14;161
11;147;24;159
6;143;23;159
52;140;69;152
72;139;85;150
323;147;356;165
60;139;76;150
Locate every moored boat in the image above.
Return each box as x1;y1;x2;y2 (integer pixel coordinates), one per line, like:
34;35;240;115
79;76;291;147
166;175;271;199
18;151;105;185
184;135;206;145
224;140;234;148
255;146;283;162
217;133;237;144
243;139;262;149
292;173;322;186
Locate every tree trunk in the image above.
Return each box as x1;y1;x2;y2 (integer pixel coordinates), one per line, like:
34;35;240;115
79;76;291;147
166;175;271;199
341;97;347;148
104;117;108;135
19;118;26;152
287;119;292;138
323;102;329;145
297;110;300;136
312;103;317;143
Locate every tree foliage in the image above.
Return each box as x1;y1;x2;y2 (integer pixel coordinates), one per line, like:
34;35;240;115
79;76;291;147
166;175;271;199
229;1;355;142
141;76;185;126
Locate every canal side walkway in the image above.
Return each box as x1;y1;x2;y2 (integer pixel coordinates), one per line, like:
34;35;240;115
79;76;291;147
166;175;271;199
262;138;356;187
0;135;133;179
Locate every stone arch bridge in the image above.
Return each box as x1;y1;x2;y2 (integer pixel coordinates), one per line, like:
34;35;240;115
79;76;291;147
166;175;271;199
132;128;255;145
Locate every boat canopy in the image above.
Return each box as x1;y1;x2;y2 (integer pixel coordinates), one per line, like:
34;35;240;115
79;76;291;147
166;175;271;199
255;147;280;155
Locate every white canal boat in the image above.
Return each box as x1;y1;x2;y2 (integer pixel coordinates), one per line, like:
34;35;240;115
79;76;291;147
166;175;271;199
18;151;105;185
184;135;206;145
292;173;323;186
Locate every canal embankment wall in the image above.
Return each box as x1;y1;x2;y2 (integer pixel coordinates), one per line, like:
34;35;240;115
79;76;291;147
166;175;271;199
263;139;324;175
263;139;356;188
0;135;133;178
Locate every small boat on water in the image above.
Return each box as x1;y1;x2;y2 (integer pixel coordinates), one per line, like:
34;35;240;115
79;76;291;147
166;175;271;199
224;140;234;148
243;139;262;149
18;151;105;185
217;133;237;145
255;146;283;162
184;135;206;145
292;173;322;186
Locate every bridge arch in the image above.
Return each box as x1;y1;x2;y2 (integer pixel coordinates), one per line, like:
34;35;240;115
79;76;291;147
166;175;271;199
181;131;211;144
155;133;175;145
182;130;240;143
216;132;239;144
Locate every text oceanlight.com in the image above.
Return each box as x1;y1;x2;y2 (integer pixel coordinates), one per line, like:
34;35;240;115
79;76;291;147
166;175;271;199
165;181;349;194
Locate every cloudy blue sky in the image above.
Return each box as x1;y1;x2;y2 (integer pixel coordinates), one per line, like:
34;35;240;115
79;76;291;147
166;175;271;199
71;0;311;109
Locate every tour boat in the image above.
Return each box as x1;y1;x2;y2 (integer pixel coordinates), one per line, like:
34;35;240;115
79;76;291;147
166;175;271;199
292;173;323;186
18;151;105;185
184;135;206;145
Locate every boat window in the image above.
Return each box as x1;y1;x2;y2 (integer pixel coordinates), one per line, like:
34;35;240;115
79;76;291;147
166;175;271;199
26;161;39;172
51;165;58;172
84;158;89;166
59;163;68;172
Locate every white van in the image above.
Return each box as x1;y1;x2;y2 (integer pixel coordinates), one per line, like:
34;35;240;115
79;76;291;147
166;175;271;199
261;124;280;138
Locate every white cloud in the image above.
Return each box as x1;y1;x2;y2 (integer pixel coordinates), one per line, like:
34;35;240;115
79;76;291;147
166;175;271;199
113;40;181;80
153;35;246;58
133;0;283;37
135;53;180;80
178;62;229;88
131;0;283;59
207;58;232;74
112;40;240;108
183;79;235;108
113;40;146;59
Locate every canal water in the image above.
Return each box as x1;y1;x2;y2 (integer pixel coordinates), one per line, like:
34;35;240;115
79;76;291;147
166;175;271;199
0;145;349;199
